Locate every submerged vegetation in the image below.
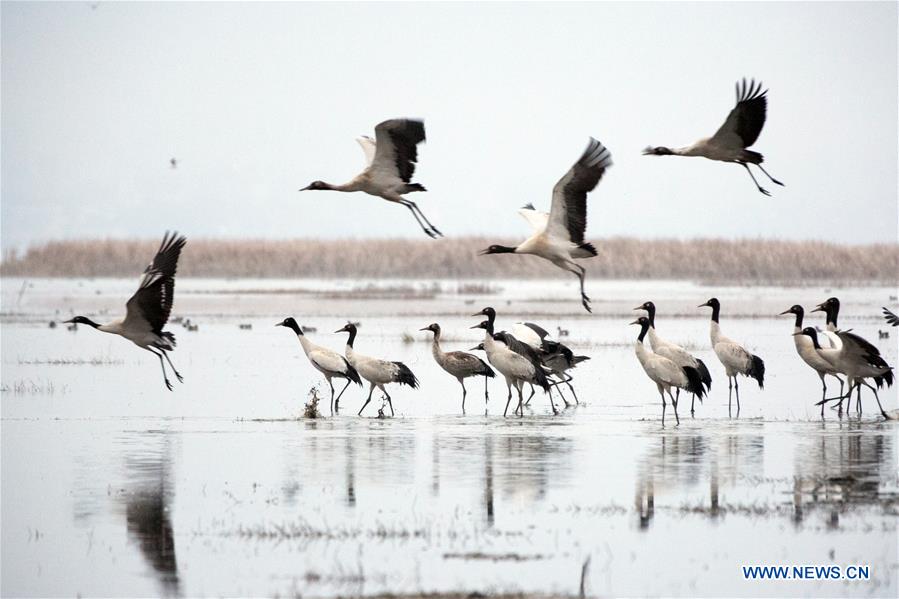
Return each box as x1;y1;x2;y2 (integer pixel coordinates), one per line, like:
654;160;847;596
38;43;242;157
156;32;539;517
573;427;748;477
2;236;897;284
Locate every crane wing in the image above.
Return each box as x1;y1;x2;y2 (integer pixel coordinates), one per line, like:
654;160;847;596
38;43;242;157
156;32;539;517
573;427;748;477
710;78;768;149
356;136;377;166
883;307;899;327
518;204;549;233
124;232;187;333
308;348;351;375
369;118;426;183
547;138;612;244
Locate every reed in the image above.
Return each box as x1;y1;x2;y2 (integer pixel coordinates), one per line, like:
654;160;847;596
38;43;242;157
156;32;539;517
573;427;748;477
2;237;896;284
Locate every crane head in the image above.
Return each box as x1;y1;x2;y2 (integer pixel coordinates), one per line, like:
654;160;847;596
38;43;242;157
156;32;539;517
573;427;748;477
642;146;673;156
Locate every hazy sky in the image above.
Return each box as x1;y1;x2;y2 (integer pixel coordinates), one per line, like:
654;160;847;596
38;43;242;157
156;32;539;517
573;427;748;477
2;1;897;251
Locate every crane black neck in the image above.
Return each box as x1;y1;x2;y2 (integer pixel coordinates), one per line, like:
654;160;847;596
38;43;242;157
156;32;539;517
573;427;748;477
645;305;656;327
75;316;101;329
344;326;357;347
709;304;720;323
637;320;650;342
792;309;804;329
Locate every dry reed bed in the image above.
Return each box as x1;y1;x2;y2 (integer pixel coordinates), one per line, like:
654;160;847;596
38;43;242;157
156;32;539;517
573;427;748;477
2;237;897;283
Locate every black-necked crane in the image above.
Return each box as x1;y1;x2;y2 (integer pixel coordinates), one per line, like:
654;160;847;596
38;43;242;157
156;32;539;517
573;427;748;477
630;316;706;426
883;307;899;327
471;307;572;406
276;317;362;413
64;232;186;391
643;78;784;196
299;118;442;238
509;319;589;407
698;298;765;414
634;301;712;415
480;138;612;312
335;323;419;416
812;297;894;416
779;305;845;415
470;319;552;416
420;323;495;412
796;328;894;420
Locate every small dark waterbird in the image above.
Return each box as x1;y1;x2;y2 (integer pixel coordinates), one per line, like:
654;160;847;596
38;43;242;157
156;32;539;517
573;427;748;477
643;78;784;196
65;232;187;391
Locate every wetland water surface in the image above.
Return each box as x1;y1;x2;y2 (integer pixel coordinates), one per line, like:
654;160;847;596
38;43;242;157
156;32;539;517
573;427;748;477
2;278;897;597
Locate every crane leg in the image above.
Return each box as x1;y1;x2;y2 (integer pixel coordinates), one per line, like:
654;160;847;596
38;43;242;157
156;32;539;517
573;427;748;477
819;375;827;418
503;381;513;417
739;162;771;196
856;385;862;415
358;384;375;416
383;388;394;417
859;380;889;419
547;384;558;415
328;378;336;413
516;381;525;418
567;265;592;313
484;375;489;406
161;350;183;383
147;348;173;391
668;389;680;425
460;379;467;413
334;379;352;410
659;389;667;427
524;383;536;406
727;376;733;416
756;163;784;186
400;199;442;238
734;377;741;415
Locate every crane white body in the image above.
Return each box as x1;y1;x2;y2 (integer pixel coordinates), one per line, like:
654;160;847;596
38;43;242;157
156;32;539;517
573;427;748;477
337;324;418;416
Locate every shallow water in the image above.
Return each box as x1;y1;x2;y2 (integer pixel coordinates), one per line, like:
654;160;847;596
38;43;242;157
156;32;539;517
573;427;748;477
2;278;897;597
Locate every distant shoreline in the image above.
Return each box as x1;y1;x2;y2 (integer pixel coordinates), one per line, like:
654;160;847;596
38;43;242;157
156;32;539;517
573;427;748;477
2;237;897;284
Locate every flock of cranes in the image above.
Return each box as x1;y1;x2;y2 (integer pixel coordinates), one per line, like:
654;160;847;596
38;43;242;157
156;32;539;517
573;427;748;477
300;79;782;313
58;77;894;422
62;227;894;422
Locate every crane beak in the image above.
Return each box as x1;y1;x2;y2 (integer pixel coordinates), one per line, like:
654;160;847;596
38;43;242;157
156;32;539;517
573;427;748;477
275;322;284;327
469;323;483;330
418;327;430;332
810;305;824;313
299;184;312;191
778;309;792;315
791;331;805;336
632;306;645;311
469;345;481;351
628;319;642;325
697;302;710;308
63;318;75;324
641;146;655;156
